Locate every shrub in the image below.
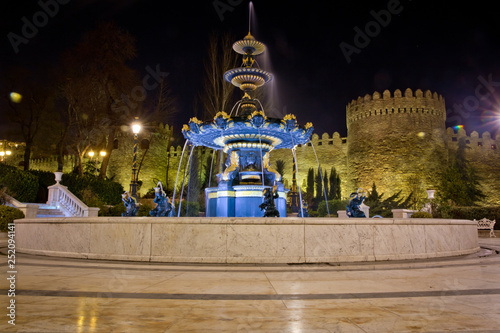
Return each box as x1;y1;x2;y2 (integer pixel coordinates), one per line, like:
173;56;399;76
447;206;500;228
137;202;153;217
0;206;24;232
27;170;57;203
317;199;350;217
81;188;106;208
411;211;433;218
308;210;319;217
0;164;38;203
99;204;126;217
173;201;199;217
61;173;124;206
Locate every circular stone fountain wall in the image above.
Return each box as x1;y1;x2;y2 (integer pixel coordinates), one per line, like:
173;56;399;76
15;217;479;263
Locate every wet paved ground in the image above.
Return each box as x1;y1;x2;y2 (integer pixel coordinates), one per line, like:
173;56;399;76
1;233;499;332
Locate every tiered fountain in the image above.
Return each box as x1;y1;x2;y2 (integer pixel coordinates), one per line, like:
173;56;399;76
15;5;479;264
182;32;313;217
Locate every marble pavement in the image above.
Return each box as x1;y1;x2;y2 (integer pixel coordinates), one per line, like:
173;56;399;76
0;233;499;332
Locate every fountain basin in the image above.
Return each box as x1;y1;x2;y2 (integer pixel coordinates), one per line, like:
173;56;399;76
15;217;479;263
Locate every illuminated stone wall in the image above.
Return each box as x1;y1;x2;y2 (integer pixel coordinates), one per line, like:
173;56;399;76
345;88;448;199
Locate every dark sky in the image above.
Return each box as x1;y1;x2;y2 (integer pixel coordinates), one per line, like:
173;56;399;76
1;0;500;140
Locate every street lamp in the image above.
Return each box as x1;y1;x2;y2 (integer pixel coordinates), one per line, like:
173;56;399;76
88;150;107;177
130;119;141;201
0;144;12;162
98;150;106;178
88;151;97;177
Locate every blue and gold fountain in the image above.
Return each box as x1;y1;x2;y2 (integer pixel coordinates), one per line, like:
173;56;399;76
182;32;313;217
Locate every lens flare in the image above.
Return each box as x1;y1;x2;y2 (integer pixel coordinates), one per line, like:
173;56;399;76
9;92;22;103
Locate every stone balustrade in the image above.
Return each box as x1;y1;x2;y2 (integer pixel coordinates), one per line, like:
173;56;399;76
47;182;99;217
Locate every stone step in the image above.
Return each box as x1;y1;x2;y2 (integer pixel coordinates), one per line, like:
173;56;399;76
37;208;65;218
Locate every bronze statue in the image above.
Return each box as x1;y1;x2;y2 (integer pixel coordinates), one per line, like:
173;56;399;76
259;186;280;217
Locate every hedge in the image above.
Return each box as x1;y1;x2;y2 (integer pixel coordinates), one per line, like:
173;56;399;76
317;199;350;217
0;164;38;203
447;206;500;228
0;206;24;232
61;173;124;206
27;170;57;203
411;211;433;218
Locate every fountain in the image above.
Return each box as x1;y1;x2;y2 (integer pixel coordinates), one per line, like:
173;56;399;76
182;31;313;217
14;4;480;264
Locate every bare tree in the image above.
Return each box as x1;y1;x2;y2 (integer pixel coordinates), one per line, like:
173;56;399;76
60;22;139;177
199;31;239;119
4;67;52;170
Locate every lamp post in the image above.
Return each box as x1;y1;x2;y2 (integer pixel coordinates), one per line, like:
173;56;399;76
88;150;96;176
0;141;12;163
130;120;141;201
99;150;106;177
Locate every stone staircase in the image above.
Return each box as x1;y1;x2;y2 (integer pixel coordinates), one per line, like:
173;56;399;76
3;172;99;218
36;204;65;218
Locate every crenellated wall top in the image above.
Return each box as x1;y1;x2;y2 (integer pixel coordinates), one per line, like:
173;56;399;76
346;88;446;125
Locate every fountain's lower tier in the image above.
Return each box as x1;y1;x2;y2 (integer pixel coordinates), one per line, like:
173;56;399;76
205;185;287;217
15;217;479;264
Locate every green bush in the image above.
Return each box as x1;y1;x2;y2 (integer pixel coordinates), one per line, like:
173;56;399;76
81;188;106;208
174;201;199;217
137;202;153;217
317;199;350;217
99;204;126;216
447;206;500;228
61;173;124;206
0;206;24;232
27;170;57;203
411;211;433;218
0;164;38;203
308;210;319;217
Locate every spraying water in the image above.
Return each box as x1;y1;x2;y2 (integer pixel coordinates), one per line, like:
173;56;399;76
248;1;257;35
248;1;252;33
172;140;189;212
177;144;195;217
310;142;331;217
289;133;305;216
258;127;265;186
208;149;216;188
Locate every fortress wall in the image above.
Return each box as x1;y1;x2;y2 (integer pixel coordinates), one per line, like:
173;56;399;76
270;132;348;198
445;128;500;205
30;155;75;174
346;89;447;197
107;131;187;196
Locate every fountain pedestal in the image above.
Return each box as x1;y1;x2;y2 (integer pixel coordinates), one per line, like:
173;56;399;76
206;184;287;217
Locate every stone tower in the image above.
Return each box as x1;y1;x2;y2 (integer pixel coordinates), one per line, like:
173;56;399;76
346;88;447;197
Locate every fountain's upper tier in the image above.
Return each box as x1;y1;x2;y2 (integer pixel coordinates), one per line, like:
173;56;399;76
233;32;266;55
224;33;273;92
224;67;272;91
182;112;313;151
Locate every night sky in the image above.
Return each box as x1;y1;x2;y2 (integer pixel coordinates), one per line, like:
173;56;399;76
1;0;500;141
